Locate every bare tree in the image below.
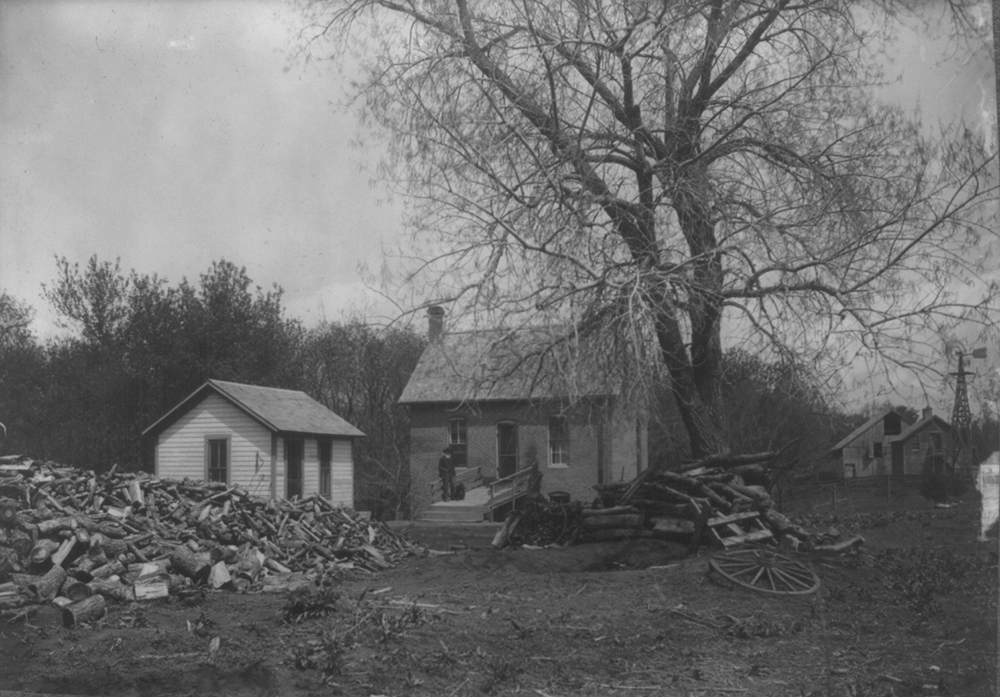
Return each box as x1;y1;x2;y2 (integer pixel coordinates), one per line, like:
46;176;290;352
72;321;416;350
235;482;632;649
299;0;998;457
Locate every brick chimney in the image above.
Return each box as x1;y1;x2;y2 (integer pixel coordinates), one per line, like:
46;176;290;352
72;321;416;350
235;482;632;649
427;306;445;342
922;406;933;421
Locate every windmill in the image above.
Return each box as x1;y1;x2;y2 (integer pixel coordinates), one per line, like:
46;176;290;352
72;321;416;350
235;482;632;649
946;341;986;477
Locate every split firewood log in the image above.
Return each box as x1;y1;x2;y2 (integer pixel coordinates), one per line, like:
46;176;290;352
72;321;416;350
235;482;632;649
62;594;106;627
88;577;135;602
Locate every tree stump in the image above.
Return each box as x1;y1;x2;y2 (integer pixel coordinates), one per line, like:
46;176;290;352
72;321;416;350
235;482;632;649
62;594;106;627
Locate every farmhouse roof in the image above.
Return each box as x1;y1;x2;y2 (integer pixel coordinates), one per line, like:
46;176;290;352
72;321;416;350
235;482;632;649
398;326;618;404
830;408;912;453
143;379;365;438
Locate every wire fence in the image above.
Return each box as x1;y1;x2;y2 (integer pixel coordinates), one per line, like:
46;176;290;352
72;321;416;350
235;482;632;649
773;475;932;515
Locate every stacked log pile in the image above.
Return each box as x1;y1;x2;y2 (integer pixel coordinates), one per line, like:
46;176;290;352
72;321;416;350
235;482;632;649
0;456;424;624
496;448;863;553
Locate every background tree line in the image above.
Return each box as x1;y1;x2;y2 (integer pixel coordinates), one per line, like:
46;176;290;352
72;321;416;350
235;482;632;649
3;256;995;517
0;256;424;517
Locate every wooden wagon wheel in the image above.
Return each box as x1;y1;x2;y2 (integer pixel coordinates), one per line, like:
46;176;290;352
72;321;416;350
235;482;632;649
709;546;820;596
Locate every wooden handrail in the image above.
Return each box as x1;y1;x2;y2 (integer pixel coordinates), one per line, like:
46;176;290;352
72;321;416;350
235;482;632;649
488;467;534;512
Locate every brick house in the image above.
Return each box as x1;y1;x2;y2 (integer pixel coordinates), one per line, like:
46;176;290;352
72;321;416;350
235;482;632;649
398;308;648;520
831;407;951;478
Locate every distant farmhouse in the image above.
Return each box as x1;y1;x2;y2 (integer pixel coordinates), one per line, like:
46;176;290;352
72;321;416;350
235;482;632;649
398;307;647;521
143;380;364;506
831;407;951;478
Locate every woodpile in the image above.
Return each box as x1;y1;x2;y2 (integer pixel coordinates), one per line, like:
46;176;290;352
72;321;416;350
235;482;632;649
496;447;862;554
0;455;424;621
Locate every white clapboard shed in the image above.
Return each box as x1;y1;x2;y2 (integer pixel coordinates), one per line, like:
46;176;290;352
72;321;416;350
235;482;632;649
143;380;364;505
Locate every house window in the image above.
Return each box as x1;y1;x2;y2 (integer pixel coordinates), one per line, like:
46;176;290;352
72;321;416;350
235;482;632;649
319;439;332;498
549;416;570;467
286;438;304;500
911;435;921;452
872;442;883;458
931;433;942;452
207;438;228;484
449;418;468;468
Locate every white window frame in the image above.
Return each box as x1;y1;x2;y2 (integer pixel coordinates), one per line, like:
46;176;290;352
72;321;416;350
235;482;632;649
548;416;570;468
910;435;921;452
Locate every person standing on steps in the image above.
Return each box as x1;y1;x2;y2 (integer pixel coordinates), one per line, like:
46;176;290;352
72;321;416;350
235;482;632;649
438;446;455;501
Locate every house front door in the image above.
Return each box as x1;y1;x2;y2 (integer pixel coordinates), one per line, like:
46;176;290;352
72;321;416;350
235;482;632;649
286;438;304;499
497;422;518;478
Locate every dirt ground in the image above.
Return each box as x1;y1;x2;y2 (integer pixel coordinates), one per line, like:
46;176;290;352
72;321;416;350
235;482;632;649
0;496;996;697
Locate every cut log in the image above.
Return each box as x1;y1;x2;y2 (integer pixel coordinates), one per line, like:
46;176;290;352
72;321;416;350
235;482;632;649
62;594;107;627
650;517;696;535
577;528;643;543
0;500;20;527
88;577;135;601
814;535;865;553
50;537;77;568
579;506;641;518
133;576;169;600
170;546;211;581
28;565;67;601
29;539;60;566
579;514;643;530
207;561;231;589
63;580;92;603
90;560;125;581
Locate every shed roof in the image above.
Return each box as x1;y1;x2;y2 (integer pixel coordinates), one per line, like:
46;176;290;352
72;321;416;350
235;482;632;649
830;409;912;453
143;379;365;438
398;327;618;404
886;413;951;443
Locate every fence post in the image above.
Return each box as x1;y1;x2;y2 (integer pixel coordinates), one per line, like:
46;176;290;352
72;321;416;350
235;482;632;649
831;485;837;512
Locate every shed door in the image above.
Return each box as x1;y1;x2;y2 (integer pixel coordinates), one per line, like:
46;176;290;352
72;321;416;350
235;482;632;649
891;442;904;477
497;422;518;478
286;438;304;500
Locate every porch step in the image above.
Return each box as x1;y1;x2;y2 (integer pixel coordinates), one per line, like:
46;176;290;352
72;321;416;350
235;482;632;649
418;505;489;523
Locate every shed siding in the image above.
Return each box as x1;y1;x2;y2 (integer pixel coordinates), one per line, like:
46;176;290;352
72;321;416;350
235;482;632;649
156;395;355;505
156;393;271;495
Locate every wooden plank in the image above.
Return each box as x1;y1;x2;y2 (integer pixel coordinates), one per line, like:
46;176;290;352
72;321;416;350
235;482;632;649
720;529;773;547
707;510;761;527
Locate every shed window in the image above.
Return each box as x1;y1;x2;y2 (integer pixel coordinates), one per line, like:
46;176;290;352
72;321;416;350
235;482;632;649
319;439;332;498
207;438;228;484
449;418;468;468
549;416;570;467
931;433;942;451
872;442;883;458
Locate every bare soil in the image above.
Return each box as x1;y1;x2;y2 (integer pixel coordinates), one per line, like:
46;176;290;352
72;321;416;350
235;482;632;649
0;497;995;697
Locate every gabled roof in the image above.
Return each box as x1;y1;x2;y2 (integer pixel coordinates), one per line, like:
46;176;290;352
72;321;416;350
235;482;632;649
887;414;951;443
830;408;912;453
398;327;618;404
143;379;364;438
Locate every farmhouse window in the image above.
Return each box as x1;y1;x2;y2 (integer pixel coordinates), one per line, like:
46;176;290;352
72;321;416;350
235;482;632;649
449;418;468;468
549;416;570;467
206;438;229;484
910;436;921;452
319;438;332;498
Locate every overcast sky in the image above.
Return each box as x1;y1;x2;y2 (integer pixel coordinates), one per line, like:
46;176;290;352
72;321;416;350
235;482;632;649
0;0;996;409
